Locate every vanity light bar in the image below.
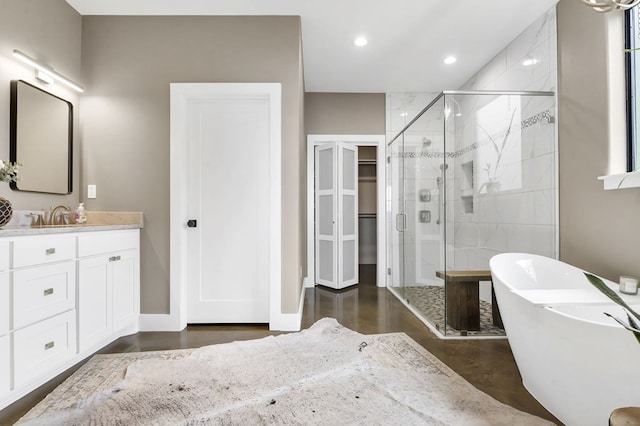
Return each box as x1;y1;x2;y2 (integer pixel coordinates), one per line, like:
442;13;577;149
12;49;84;93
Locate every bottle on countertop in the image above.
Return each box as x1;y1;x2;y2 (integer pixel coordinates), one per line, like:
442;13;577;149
75;202;87;224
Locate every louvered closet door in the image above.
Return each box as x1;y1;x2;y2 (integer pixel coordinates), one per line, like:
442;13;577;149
314;142;358;289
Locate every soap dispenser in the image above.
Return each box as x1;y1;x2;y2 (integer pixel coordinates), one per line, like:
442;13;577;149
75;203;87;224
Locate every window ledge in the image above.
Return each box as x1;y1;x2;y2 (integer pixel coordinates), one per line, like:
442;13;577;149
598;172;640;190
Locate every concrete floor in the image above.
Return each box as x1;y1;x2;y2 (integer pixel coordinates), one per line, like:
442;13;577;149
0;265;560;424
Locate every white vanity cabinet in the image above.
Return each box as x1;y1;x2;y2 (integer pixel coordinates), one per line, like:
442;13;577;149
77;230;139;353
0;240;10;398
0;227;141;410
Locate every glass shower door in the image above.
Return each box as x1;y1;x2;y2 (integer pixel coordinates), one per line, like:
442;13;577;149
401;99;447;333
387;135;405;298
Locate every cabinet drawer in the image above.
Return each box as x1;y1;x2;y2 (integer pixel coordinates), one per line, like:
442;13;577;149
0;240;9;272
0;273;8;335
13;310;76;389
78;230;139;258
13;261;76;330
12;236;75;268
0;334;9;396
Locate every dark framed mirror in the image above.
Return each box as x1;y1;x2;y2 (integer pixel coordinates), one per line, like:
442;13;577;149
10;80;73;194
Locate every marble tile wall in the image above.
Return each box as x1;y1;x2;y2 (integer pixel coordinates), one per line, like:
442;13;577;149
453;8;557;282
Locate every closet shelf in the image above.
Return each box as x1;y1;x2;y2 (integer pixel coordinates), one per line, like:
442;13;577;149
358;177;377;182
358;159;377;165
358;213;377;218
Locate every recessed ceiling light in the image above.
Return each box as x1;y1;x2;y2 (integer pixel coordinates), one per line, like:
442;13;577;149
522;58;539;66
444;56;457;65
354;37;368;47
400;112;408;117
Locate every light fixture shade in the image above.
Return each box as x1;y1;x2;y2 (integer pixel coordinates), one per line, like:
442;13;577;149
444;56;457;65
12;49;84;92
35;69;54;84
580;0;640;12
354;37;368;47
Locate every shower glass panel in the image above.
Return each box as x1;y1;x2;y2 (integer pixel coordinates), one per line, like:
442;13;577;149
387;90;556;338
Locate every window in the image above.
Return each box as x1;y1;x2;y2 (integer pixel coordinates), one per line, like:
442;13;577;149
626;6;640;171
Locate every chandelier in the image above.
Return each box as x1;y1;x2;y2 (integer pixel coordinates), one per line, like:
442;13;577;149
580;0;640;12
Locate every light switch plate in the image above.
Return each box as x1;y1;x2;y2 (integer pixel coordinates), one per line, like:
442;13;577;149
87;184;96;199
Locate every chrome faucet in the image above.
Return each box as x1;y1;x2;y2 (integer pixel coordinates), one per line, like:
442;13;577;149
49;205;71;225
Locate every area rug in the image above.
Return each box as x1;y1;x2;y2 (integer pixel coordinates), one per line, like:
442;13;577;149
17;318;551;425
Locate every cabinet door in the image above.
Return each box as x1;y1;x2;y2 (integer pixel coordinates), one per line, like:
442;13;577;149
112;249;139;332
78;256;112;353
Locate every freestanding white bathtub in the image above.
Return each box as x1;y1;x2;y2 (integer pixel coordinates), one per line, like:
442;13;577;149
490;253;640;426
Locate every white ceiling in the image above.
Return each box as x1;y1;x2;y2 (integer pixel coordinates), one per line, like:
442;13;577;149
64;0;559;93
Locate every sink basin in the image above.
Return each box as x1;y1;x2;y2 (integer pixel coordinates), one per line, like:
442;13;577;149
32;223;90;228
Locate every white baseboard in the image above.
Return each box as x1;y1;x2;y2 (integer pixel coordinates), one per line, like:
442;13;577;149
139;314;184;332
303;276;314;288
269;283;306;331
141;284;307;333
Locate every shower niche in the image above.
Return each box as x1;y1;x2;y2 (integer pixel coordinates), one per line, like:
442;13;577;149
387;90;557;338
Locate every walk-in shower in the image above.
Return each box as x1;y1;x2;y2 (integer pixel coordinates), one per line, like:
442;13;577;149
386;90;557;338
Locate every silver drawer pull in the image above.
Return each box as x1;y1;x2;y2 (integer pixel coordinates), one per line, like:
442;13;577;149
43;288;54;296
109;255;122;262
45;248;56;255
44;341;55;350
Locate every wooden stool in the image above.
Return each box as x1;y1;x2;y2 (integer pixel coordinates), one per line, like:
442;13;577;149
610;407;640;425
436;270;502;331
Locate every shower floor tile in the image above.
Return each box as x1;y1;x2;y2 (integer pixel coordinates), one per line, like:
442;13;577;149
404;286;505;337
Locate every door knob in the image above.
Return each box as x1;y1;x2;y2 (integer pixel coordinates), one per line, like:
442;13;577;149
187;219;197;228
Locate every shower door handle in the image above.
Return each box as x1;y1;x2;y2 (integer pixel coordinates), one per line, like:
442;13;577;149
436;176;443;225
395;213;407;232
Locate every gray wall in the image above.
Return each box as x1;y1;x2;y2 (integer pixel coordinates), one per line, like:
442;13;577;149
0;0;80;210
305;93;386;135
557;0;640;281
81;16;305;314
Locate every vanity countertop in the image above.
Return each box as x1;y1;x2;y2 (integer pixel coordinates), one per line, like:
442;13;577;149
0;211;143;237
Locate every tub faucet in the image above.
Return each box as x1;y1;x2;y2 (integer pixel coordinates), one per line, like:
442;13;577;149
49;205;71;225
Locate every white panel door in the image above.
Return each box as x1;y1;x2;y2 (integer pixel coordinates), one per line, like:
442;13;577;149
314;142;358;289
186;97;270;323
